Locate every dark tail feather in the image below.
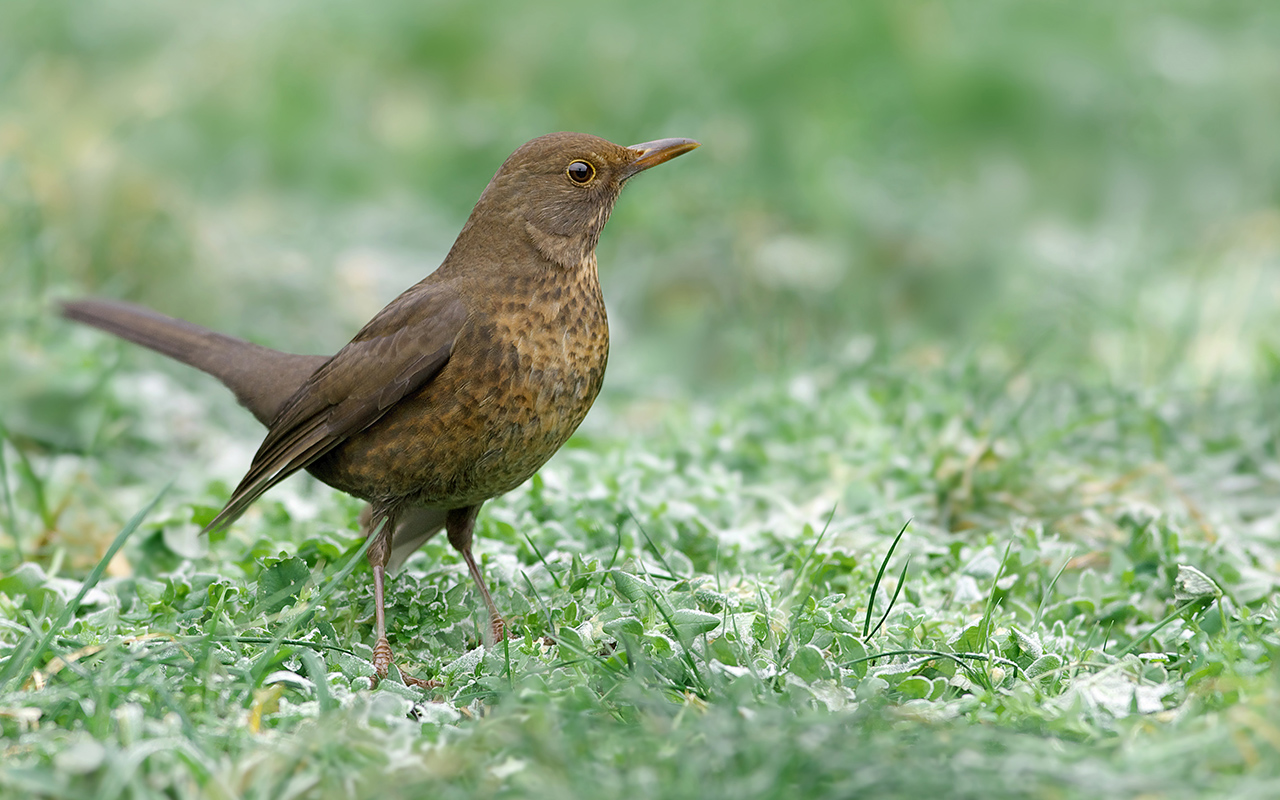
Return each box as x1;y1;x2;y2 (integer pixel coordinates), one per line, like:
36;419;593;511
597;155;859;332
60;298;327;426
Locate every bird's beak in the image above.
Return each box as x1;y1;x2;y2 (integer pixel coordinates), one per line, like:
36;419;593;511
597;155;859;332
623;138;700;179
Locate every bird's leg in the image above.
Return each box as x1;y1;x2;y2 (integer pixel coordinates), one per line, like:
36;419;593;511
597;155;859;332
364;506;439;690
366;506;396;684
446;504;506;643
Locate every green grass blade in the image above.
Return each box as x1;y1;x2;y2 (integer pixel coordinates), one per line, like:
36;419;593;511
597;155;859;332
0;482;169;690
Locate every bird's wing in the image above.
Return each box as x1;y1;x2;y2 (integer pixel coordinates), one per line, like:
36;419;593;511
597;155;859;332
204;284;469;533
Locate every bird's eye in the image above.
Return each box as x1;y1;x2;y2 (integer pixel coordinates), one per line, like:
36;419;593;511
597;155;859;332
566;160;595;184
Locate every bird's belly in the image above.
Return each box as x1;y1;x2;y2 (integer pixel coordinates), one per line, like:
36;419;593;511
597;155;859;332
307;318;608;508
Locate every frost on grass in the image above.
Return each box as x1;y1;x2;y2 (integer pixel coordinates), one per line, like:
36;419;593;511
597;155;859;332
6;343;1278;797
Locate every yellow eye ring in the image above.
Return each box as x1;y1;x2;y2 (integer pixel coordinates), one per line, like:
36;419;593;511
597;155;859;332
566;160;595;184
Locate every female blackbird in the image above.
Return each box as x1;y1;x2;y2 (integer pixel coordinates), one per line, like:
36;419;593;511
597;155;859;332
62;132;699;682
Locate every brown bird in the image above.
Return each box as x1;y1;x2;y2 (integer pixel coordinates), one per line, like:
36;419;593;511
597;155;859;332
61;132;699;682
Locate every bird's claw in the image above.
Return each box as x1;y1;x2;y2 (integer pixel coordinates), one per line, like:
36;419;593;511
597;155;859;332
369;636;439;689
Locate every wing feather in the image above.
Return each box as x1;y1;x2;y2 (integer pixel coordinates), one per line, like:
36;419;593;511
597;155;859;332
204;284;469;532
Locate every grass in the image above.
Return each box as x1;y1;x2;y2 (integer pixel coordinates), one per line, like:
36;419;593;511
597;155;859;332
3;1;1280;798
3;355;1277;798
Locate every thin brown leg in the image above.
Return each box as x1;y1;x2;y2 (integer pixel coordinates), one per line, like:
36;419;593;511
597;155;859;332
366;506;396;684
365;506;439;689
446;504;506;642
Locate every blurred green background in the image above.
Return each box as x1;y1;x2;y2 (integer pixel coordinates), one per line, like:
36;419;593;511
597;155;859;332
3;0;1279;396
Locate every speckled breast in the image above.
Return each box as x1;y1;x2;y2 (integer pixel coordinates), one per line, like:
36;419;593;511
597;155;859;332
307;267;609;509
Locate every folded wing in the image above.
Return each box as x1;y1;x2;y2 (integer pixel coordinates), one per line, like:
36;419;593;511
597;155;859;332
205;284;469;532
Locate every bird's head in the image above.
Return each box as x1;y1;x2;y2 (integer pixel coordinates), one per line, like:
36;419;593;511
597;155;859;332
456;132;699;270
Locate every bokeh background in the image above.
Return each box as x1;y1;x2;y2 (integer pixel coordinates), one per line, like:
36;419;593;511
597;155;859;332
3;0;1279;417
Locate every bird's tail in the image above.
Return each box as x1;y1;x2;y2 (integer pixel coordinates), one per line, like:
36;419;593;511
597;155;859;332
60;298;327;426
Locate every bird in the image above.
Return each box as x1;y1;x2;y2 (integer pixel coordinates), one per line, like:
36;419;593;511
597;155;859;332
61;131;700;683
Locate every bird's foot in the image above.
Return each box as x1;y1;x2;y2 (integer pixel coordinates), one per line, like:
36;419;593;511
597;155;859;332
489;614;508;645
402;674;442;690
368;637;439;689
369;636;392;688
